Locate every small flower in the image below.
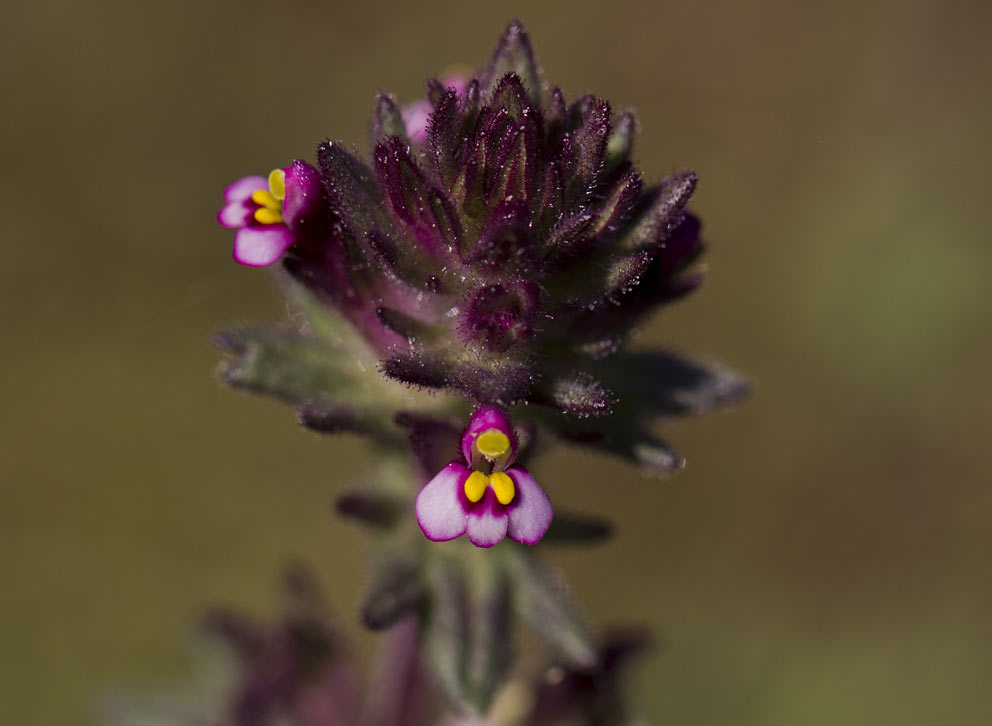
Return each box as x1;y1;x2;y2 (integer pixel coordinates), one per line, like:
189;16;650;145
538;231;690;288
416;406;552;548
218;160;323;267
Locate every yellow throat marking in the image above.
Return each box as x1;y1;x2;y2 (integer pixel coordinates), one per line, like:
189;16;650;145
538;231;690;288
464;470;515;505
475;430;510;460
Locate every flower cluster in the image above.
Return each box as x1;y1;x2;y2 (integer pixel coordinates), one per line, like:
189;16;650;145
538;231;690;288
215;21;745;551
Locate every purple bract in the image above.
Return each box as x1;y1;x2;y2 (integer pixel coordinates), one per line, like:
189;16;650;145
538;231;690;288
401;72;469;143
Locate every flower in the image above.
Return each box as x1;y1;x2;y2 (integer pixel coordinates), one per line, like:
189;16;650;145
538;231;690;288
416;406;553;548
218;160;324;267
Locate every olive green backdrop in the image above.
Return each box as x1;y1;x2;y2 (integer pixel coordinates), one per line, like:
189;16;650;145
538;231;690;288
2;0;991;724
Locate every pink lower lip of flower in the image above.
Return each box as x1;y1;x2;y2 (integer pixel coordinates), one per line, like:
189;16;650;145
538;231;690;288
415;463;553;548
232;226;294;267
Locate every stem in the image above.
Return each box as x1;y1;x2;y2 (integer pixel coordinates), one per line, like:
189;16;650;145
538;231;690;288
360;616;425;726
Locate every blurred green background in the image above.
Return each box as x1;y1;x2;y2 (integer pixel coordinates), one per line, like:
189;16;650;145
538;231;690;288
3;0;991;723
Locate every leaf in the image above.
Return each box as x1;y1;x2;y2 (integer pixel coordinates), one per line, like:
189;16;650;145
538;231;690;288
215;322;442;436
595;351;750;418
317;139;396;240
375;306;439;344
563;100;611;209
480;20;545;107
420;555;472;714
465;568;513;713
373;136;463;258
450;359;535;406
380;349;453;390
334;490;404;528
371;92;409;145
589;167;642;237
620;170;698;251
603;110;637;173
562;214;706;343
505;550;597;668
394;411;462;481
213;327;359;405
543;372;616;418
298;401;376;436
361;557;424;630
428;88;463;188
549;419;686;479
541;511;614;544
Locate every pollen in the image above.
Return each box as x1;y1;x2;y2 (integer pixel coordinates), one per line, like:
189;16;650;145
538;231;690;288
490;471;515;505
476;430;511;460
464;470;489;503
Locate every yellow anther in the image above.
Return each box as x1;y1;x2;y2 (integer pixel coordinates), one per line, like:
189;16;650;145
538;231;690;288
490;471;515;505
253;207;284;225
464;471;489;503
476;430;511;460
251;189;282;210
268;168;286;200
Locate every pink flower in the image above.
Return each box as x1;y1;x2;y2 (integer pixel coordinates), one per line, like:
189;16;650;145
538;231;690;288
415;407;553;548
217;160;323;267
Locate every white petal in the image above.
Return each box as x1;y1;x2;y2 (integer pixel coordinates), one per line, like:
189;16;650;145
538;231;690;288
506;468;553;545
217;200;252;228
467;489;509;548
416;463;470;542
233;227;293;267
224;175;267;202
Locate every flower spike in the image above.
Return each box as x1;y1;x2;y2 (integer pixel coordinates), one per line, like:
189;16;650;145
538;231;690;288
205;20;745;722
215;19;745;533
416;407;553;548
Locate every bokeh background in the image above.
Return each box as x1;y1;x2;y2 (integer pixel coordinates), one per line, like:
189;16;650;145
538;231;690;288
3;0;991;723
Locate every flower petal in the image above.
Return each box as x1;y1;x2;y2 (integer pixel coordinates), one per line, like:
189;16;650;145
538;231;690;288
416;462;470;542
233;226;294;267
217;200;253;229
282;160;324;232
466;489;509;548
505;467;553;545
224;175;268;202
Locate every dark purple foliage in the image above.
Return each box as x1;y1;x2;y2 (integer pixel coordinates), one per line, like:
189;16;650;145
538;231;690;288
278;21;703;418
216;21;744;480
